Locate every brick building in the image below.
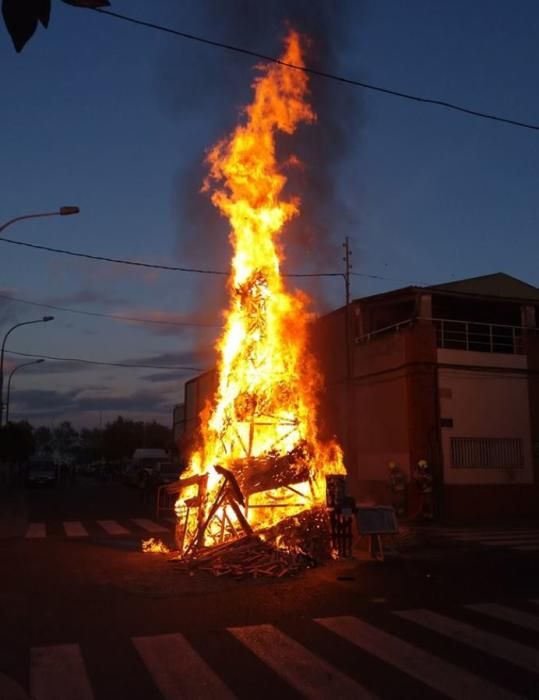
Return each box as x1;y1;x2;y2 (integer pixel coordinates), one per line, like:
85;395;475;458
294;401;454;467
315;272;539;522
176;273;539;523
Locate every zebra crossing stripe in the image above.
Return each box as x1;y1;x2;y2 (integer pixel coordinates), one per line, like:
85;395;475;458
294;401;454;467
131;518;169;534
466;603;539;632
25;523;45;539
30;644;94;700
97;520;130;535
316;616;518;700
133;633;235;700
397;609;539;674
230;624;375;699
63;522;88;537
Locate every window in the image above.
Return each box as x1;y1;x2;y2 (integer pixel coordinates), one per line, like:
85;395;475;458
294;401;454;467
450;438;523;469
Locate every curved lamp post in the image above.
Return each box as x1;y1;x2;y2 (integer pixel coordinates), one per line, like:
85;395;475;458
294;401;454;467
5;359;44;424
0;317;54;427
0;207;80;235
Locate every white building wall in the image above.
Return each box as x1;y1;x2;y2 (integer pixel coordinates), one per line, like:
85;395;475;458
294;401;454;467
437;349;533;485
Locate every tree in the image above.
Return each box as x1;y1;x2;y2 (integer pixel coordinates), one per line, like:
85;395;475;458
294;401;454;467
2;0;110;53
100;416;172;461
34;425;53;456
78;427;103;463
52;420;78;463
0;421;35;463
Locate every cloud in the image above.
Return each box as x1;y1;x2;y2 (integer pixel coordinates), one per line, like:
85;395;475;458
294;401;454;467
8;358;91;375
46;288;129;307
123;347;215;370
111;308;222;337
10;387;174;423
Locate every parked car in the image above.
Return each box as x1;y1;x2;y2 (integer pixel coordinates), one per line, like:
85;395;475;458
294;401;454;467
149;462;183;488
25;461;57;487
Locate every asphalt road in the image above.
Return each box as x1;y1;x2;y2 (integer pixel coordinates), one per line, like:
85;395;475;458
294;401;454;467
0;477;538;699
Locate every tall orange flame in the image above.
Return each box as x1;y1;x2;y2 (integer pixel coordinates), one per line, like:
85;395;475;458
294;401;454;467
178;30;344;550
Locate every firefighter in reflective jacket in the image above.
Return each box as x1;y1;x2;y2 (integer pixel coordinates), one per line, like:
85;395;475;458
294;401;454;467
413;459;433;520
388;461;407;517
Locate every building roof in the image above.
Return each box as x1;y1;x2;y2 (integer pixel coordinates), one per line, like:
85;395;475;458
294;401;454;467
428;273;539;302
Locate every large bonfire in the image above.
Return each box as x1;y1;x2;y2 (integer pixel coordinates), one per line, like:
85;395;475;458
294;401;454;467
174;31;345;569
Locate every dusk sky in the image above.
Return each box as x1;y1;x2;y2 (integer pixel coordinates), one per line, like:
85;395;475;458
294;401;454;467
1;0;538;428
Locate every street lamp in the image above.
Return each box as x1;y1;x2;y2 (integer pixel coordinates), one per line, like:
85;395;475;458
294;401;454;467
5;359;45;424
0;207;80;235
0;317;54;427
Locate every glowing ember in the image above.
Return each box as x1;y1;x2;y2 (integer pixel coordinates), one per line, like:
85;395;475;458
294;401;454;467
176;30;345;557
142;538;170;554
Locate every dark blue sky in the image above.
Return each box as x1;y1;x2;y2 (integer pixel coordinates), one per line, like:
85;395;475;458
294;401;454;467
1;1;538;427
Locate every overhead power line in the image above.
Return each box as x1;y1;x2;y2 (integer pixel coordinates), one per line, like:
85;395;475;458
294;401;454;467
94;8;539;133
0;291;221;328
0;236;342;278
0;238;434;289
350;271;430;286
7;349;203;372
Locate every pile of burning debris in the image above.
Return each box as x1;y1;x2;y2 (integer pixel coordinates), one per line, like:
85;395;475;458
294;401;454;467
151;457;349;579
171;502;335;579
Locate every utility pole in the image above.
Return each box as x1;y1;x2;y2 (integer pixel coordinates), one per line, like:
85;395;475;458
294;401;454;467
342;237;353;377
342;237;354;481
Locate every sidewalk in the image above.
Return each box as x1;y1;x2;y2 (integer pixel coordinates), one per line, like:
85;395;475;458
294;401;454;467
0;487;27;538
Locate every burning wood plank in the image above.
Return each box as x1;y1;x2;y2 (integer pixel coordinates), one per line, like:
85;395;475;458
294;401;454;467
171;507;332;579
231;442;312;496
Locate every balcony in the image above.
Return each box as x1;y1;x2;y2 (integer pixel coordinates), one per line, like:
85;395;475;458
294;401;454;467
433;318;525;355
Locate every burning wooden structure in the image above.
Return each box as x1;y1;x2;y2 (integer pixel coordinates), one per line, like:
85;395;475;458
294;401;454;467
167;31;346;576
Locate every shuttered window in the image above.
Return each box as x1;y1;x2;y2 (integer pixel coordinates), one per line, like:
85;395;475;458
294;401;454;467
450;438;523;469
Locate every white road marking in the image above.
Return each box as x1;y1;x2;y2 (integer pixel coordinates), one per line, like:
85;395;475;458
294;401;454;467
63;521;88;537
466;603;539;632
397;609;539;674
316;615;518;700
131;518;168;533
25;523;46;539
133;633;235;700
230;623;375;699
97;519;130;535
30;644;94;700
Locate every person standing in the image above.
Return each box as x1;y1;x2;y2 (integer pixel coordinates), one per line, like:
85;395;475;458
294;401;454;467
387;461;408;517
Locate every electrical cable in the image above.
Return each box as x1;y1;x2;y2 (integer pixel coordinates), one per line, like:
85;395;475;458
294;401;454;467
94;8;539;133
0;291;221;328
0;236;342;278
6;349;203;372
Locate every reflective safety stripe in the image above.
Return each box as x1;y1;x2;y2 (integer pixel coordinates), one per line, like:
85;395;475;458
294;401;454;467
63;521;88;537
230;624;375;699
131;518;168;533
30;644;94;700
316;616;518;700
133;633;235;700
97;520;130;535
466;603;539;632
25;523;46;539
397;609;539;674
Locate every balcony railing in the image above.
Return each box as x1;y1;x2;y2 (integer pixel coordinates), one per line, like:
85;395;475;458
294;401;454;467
432;318;525;355
357;317;532;355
